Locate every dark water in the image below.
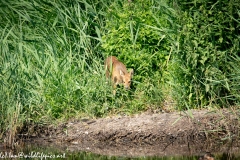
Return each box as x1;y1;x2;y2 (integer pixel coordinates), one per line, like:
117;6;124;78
1;143;240;160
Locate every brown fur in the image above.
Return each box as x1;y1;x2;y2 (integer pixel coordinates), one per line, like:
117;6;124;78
105;56;134;94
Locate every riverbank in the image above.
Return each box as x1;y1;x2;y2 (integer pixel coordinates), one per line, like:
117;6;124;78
18;108;240;157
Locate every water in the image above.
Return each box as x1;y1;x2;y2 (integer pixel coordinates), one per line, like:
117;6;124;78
1;142;240;160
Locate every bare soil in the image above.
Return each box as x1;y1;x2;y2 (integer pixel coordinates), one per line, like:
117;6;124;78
19;108;240;157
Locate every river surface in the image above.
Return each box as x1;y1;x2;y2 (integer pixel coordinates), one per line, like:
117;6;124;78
1;140;240;160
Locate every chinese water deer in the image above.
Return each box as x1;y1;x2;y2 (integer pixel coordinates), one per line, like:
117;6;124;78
105;56;134;95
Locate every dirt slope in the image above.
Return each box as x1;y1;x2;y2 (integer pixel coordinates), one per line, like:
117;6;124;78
21;109;240;157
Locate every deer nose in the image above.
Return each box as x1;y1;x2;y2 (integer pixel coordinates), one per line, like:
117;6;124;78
125;86;130;90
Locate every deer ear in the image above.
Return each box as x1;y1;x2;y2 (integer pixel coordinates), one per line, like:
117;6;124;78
129;69;134;76
120;70;124;75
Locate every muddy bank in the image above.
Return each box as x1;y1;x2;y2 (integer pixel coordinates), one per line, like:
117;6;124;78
19;109;240;157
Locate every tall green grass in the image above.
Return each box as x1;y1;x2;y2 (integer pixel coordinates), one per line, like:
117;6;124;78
0;0;108;144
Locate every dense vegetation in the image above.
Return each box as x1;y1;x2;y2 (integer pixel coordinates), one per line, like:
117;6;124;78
171;0;240;109
0;0;239;146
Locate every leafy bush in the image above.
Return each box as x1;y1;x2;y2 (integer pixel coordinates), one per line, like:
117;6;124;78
170;0;240;108
101;0;177;105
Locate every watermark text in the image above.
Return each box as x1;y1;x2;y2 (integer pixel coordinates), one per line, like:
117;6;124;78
0;151;66;159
